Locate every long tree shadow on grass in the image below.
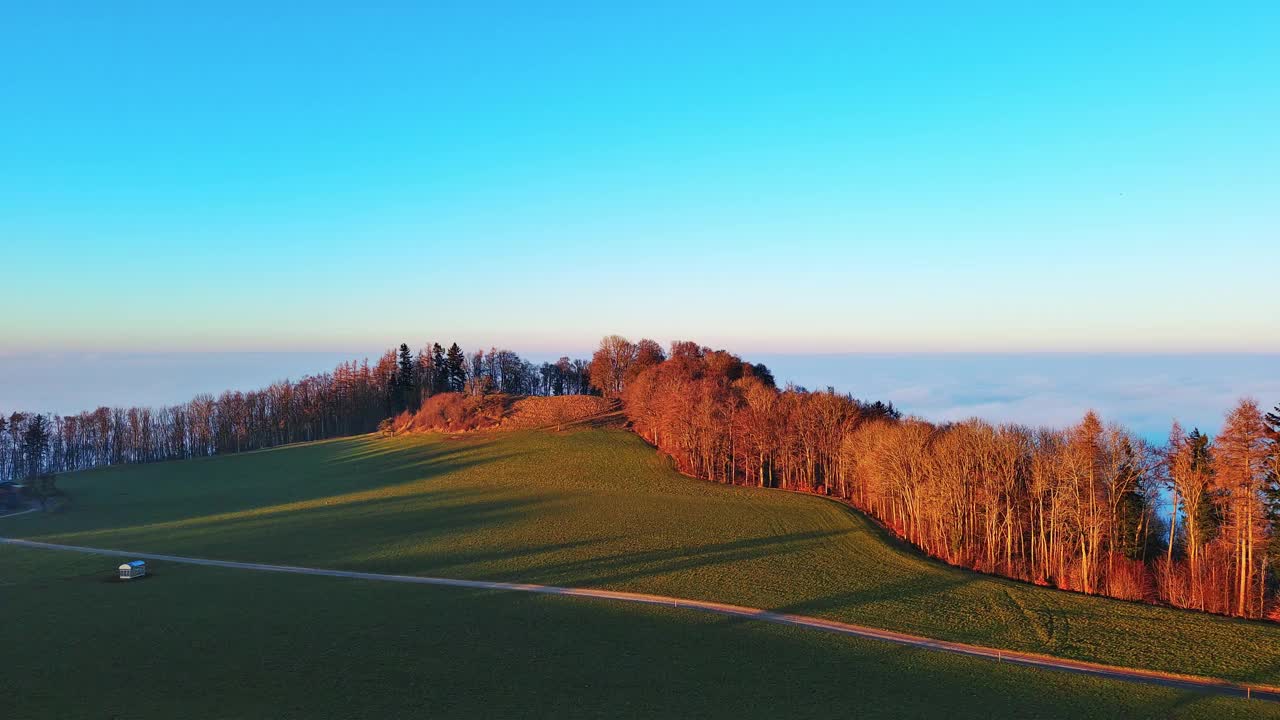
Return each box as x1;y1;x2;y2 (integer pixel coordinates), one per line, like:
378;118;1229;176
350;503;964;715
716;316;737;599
762;574;976;618
26;442;533;548
699;574;1005;648
462;529;849;587
46;483;541;548
42;436;503;527
338;535;626;574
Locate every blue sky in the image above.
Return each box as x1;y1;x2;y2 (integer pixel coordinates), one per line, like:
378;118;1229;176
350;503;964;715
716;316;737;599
3;3;1277;352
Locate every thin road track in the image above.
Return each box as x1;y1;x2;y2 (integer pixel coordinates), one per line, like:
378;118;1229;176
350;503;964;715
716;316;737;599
2;534;1278;704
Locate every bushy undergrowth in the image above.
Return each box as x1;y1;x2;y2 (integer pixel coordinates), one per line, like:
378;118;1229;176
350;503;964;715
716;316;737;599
389;393;614;433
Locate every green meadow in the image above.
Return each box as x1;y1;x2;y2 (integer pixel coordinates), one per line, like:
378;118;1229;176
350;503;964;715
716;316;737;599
3;544;1273;720
4;428;1280;717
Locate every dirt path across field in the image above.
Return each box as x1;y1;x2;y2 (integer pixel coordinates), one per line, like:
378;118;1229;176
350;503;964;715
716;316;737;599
0;504;40;520
2;533;1277;703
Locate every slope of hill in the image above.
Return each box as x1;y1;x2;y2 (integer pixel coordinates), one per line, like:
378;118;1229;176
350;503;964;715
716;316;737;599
8;427;1280;693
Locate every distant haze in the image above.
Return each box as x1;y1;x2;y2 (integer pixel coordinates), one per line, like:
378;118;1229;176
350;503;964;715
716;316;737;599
0;352;361;417
3;352;1275;443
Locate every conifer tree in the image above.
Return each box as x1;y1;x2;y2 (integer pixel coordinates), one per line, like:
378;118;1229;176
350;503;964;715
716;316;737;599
431;343;448;394
397;343;416;412
1263;404;1280;586
415;348;433;404
1111;435;1152;561
22;414;50;479
446;343;467;392
1187;429;1223;544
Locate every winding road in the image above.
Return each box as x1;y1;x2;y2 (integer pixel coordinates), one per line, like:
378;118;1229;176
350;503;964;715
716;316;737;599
3;531;1278;704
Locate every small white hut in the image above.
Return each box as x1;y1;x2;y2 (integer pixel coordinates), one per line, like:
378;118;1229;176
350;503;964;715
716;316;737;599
118;560;147;580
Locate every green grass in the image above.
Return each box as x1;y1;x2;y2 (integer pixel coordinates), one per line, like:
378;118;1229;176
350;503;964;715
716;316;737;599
4;427;1280;714
3;545;1275;719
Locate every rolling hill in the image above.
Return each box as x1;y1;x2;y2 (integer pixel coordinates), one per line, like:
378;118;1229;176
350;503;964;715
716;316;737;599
4;426;1280;717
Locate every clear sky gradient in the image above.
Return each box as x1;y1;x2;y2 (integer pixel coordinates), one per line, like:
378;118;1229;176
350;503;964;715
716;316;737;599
3;3;1277;352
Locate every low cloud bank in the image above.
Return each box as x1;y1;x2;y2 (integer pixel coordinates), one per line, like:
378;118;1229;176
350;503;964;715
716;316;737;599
757;353;1280;442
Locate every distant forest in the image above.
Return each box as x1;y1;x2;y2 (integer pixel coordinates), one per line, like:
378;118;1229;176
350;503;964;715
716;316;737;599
0;342;592;483
4;335;1278;622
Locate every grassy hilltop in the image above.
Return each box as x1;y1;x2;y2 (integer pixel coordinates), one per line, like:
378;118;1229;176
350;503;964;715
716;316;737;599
5;426;1280;718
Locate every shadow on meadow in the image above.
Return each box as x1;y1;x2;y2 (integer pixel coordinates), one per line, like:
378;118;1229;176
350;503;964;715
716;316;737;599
29;437;539;558
766;574;976;618
471;529;849;587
